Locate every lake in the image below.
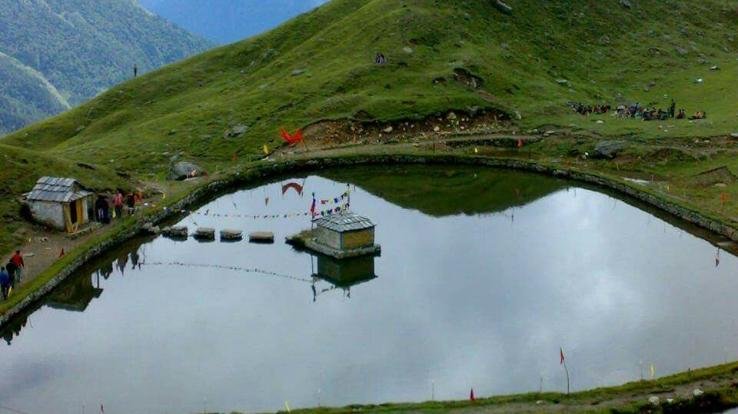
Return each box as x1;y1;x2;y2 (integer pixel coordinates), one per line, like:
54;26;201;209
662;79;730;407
2;165;737;414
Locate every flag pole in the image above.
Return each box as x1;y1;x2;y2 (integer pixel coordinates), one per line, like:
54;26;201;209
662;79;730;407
560;347;570;395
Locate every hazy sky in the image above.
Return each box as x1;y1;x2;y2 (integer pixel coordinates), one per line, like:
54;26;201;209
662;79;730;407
138;0;329;44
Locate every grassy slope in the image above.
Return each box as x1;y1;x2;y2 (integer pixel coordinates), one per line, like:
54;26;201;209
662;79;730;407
4;0;738;172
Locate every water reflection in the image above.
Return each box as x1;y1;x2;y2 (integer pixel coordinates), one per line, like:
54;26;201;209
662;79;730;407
310;254;378;301
2;166;738;414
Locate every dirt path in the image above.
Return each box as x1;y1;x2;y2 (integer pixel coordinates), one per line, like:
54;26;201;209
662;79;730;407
1;227;98;290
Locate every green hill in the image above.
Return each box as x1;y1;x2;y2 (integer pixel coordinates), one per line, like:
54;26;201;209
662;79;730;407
1;0;738;255
0;0;211;133
3;0;738;166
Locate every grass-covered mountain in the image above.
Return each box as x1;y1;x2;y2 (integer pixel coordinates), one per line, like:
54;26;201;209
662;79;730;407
0;0;211;133
139;0;327;44
1;0;738;255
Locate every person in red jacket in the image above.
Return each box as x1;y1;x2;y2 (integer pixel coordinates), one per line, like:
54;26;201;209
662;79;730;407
10;250;24;283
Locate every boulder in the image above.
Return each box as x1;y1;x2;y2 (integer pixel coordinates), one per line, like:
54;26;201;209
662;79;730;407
592;140;627;159
142;222;160;235
730;132;738;139
168;161;205;181
493;0;513;14
224;124;248;139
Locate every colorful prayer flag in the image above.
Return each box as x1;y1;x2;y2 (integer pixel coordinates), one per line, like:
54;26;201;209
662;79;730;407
263;144;270;155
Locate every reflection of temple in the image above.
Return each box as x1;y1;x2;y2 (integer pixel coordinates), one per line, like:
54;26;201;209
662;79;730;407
46;273;104;312
310;253;378;301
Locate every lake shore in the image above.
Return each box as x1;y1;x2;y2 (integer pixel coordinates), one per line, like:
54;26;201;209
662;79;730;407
4;142;738;413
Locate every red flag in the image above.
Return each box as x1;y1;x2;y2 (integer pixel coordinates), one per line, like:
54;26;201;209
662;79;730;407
469;388;475;401
310;197;317;217
280;128;304;145
560;347;565;365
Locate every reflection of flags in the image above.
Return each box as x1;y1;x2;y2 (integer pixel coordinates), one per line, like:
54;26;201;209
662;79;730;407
280;128;304;145
282;182;304;196
560;348;565;364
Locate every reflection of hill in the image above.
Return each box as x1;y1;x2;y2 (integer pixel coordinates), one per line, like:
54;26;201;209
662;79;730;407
322;165;567;217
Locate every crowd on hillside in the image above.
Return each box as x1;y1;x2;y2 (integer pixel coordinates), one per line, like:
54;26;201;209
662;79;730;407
569;100;706;121
93;190;143;224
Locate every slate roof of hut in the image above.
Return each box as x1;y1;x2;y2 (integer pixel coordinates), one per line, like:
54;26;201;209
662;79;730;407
27;176;90;203
314;212;374;232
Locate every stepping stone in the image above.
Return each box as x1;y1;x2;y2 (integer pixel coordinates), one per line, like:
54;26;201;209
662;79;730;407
249;231;274;244
220;229;243;241
194;227;216;241
163;225;188;239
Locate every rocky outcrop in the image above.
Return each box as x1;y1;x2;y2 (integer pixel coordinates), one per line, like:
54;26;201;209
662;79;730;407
168;161;205;181
592;140;627;159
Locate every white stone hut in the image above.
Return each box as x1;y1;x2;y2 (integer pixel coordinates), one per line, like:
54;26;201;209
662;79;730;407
26;177;92;233
311;213;380;258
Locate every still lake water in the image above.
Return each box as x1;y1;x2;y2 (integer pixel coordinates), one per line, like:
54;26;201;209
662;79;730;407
2;165;738;414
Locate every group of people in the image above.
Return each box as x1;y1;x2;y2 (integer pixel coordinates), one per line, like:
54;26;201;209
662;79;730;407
571;100;707;122
570;102;612;115
92;190;143;224
0;251;25;300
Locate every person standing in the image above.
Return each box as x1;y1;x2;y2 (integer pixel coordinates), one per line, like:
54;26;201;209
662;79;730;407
0;267;10;300
5;260;16;287
10;250;24;284
113;191;124;219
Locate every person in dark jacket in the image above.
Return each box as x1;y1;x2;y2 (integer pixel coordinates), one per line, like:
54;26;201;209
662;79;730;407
95;195;110;223
5;261;16;287
0;267;10;300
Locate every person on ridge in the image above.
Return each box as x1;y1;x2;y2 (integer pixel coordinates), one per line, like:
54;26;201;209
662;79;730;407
10;250;24;283
0;267;10;300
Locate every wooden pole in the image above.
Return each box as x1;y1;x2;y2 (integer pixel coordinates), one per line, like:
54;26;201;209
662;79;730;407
563;360;570;395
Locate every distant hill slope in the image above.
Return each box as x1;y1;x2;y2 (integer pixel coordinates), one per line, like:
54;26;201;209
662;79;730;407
138;0;327;44
3;0;738;172
0;0;211;133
